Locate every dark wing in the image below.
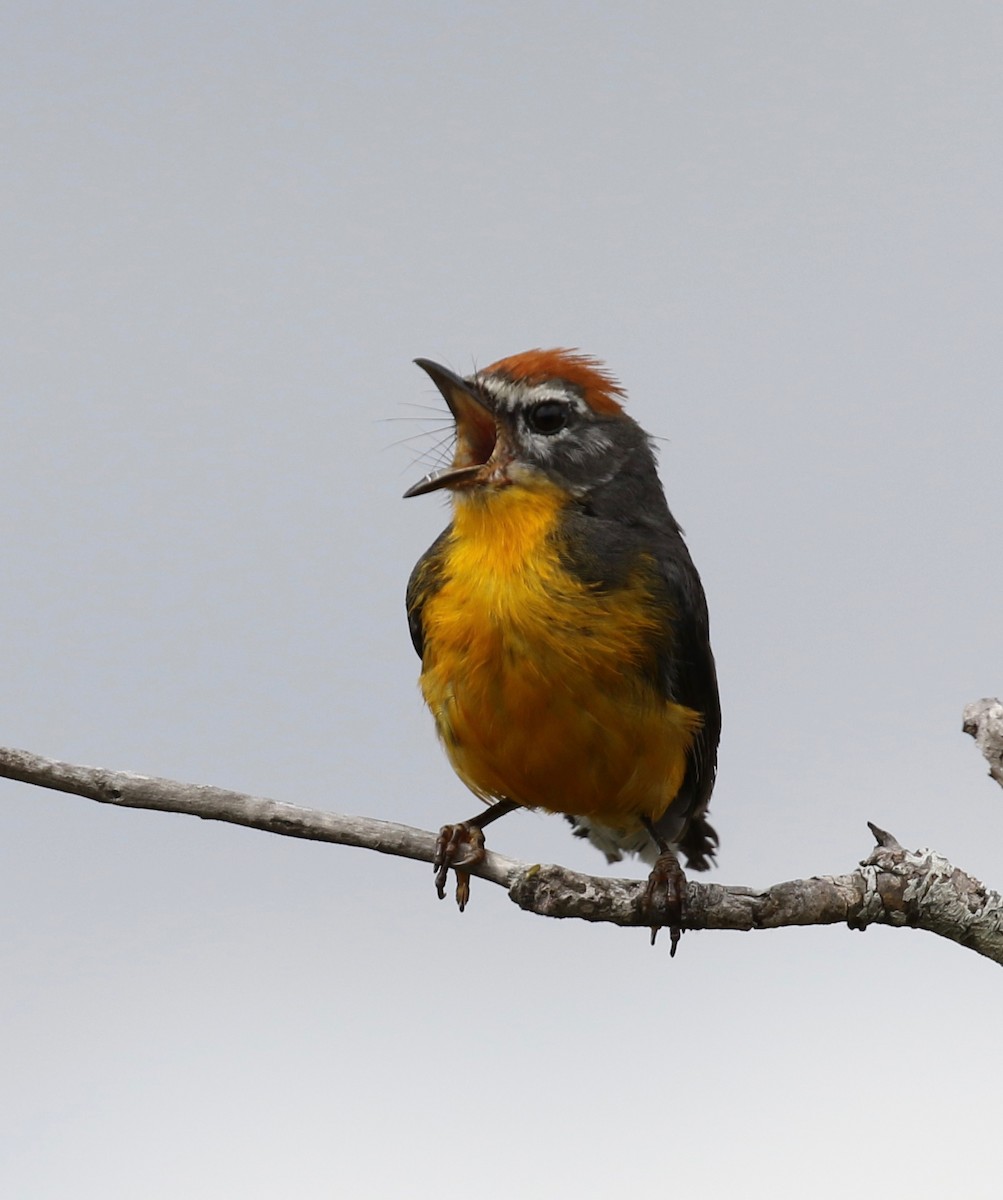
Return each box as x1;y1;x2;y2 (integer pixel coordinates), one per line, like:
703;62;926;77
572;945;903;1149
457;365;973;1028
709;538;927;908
648;524;721;870
405;526;452;659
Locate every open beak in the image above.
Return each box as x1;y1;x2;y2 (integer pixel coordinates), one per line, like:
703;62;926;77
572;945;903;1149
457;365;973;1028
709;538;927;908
404;359;498;498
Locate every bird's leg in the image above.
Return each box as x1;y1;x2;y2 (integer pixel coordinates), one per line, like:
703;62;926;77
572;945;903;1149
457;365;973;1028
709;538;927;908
641;817;688;957
434;798;518;911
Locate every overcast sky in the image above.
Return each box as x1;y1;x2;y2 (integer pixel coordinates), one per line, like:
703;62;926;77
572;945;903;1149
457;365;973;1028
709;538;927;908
3;4;1002;1197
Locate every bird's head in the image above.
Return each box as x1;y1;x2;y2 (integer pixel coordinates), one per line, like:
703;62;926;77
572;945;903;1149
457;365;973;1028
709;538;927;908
404;349;658;506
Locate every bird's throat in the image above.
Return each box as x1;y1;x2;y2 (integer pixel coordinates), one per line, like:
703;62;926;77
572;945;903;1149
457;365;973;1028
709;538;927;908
449;478;569;581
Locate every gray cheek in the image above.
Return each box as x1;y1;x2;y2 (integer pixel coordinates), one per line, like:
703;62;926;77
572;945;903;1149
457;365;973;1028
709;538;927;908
547;436;623;492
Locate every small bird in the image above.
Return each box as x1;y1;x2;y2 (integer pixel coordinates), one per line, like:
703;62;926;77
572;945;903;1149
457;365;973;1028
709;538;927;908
404;349;720;951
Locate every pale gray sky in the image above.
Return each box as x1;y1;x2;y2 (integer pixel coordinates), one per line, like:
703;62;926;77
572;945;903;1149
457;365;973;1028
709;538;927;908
3;4;1002;1197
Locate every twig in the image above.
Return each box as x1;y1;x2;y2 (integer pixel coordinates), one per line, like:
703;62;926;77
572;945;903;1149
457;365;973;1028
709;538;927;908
3;742;1002;964
963;697;1003;790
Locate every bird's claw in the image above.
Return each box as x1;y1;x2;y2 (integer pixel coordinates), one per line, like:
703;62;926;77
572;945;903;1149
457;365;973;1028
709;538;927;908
643;850;687;957
433;822;486;911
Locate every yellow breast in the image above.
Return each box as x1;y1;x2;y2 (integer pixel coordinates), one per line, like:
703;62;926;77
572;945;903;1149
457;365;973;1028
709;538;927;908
417;479;700;828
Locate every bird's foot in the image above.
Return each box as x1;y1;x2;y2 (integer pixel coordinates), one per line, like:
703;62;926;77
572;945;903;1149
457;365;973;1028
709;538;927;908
433;822;486;912
643;850;688;957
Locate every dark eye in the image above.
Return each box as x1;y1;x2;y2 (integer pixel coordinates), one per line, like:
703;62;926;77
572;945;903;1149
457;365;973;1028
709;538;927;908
525;401;568;435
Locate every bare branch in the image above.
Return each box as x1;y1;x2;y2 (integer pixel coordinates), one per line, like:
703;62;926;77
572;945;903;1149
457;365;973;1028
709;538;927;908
0;746;519;888
2;743;1002;965
963;697;1003;791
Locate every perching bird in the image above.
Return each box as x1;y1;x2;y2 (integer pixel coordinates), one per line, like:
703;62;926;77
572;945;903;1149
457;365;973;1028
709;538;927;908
405;349;720;951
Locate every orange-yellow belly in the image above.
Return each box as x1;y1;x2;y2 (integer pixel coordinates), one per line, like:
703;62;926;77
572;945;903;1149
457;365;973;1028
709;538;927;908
418;482;700;829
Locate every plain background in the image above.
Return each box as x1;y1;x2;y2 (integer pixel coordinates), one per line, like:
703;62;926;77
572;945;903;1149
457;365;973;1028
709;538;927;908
3;4;1002;1197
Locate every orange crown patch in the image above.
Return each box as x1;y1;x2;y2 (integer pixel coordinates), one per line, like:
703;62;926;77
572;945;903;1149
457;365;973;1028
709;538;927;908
481;348;626;415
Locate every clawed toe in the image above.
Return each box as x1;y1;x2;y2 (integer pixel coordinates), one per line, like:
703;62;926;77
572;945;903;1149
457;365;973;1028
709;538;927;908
433;822;486;911
643;850;688;957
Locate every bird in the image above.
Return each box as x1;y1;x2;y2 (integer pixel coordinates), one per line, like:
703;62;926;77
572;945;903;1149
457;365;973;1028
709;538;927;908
404;349;720;952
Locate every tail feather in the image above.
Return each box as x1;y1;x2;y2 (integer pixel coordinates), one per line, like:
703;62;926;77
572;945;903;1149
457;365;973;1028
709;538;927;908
565;812;717;871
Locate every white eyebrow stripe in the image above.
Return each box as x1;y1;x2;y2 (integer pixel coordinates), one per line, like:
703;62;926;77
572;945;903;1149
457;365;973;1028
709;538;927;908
474;375;589;414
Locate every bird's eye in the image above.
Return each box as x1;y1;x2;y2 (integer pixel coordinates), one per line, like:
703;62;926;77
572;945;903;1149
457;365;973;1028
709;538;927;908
525;401;568;435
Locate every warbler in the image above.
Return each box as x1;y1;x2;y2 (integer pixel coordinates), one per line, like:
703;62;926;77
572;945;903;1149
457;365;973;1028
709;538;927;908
405;349;720;949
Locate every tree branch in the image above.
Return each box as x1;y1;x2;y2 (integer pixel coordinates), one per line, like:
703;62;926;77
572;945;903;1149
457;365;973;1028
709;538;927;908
2;738;1001;965
963;697;1003;791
